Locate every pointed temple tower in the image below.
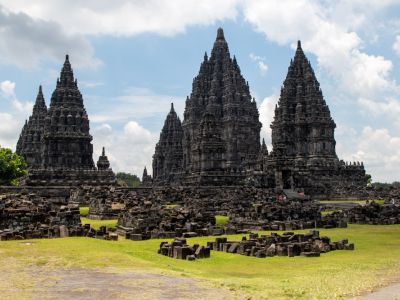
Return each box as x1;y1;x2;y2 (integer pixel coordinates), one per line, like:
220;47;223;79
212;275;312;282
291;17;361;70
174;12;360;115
180;28;262;185
141;166;152;186
20;55;115;186
267;41;367;193
42;55;94;169
152;103;183;184
16;86;47;168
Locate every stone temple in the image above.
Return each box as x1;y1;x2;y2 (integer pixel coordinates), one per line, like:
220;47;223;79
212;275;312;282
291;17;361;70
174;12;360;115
152;28;367;195
153;28;262;186
17;55;115;186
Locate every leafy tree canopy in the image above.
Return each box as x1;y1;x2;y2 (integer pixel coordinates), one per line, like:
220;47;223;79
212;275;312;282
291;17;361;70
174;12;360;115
0;146;27;186
116;172;141;187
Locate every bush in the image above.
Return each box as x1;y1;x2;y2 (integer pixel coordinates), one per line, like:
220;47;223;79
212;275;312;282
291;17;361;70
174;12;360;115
0;146;27;185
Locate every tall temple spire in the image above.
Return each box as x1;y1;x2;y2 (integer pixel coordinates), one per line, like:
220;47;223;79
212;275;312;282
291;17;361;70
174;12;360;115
293;40;306;62
216;27;225;40
59;54;75;85
180;27;261;185
152;101;183;184
42;54;95;169
16;85;48;168
210;27;230;61
32;85;47;114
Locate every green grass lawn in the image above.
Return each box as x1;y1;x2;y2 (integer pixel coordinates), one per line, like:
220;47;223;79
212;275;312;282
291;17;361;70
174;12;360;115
215;215;229;226
321;209;342;216
1;224;399;299
80;217;118;230
79;206;89;217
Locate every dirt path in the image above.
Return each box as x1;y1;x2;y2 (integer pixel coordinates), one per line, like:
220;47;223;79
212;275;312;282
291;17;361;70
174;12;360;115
2;266;242;300
361;283;400;300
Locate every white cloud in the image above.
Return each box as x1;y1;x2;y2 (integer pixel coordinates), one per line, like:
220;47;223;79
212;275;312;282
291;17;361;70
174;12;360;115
249;53;268;76
393;35;400;56
0;80;33;113
0;80;15;97
92;121;158;177
258;93;279;148
0;5;101;69
358;97;400;130
353;127;400;183
1;0;240;37
0;112;22;149
243;0;397;97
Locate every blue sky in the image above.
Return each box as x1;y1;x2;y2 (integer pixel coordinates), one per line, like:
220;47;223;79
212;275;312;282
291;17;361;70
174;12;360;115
0;1;400;182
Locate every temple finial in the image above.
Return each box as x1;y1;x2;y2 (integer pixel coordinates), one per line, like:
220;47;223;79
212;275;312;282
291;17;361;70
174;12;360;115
170;102;175;113
297;40;301;49
102;146;105;156
216;27;225;40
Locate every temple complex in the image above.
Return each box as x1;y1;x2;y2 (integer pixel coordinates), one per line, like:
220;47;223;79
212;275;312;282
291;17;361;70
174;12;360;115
17;55;115;186
151;28;368;195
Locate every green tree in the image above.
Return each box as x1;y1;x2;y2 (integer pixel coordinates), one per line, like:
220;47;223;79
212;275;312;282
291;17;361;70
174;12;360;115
0;146;27;186
116;172;141;187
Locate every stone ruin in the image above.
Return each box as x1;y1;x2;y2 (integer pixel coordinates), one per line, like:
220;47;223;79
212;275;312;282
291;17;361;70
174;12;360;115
158;237;211;261
157;231;354;260
207;231;354;258
150;28;368;198
326;202;400;225
0;187;118;241
228;196;348;232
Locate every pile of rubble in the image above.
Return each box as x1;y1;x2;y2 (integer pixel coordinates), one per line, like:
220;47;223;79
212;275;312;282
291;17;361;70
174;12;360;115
0;191;118;241
118;198;218;240
207;231;354;258
228;198;347;231
346;202;400;225
158;237;211;260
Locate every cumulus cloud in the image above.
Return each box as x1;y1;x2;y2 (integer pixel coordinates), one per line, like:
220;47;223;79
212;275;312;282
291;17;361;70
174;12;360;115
1;0;240;37
243;0;397;97
0;80;33;149
92;121;158;177
258;93;279;148
358;97;400;130
0;112;22;149
249;53;268;76
0;80;33;113
333;123;400;183
0;5;101;68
